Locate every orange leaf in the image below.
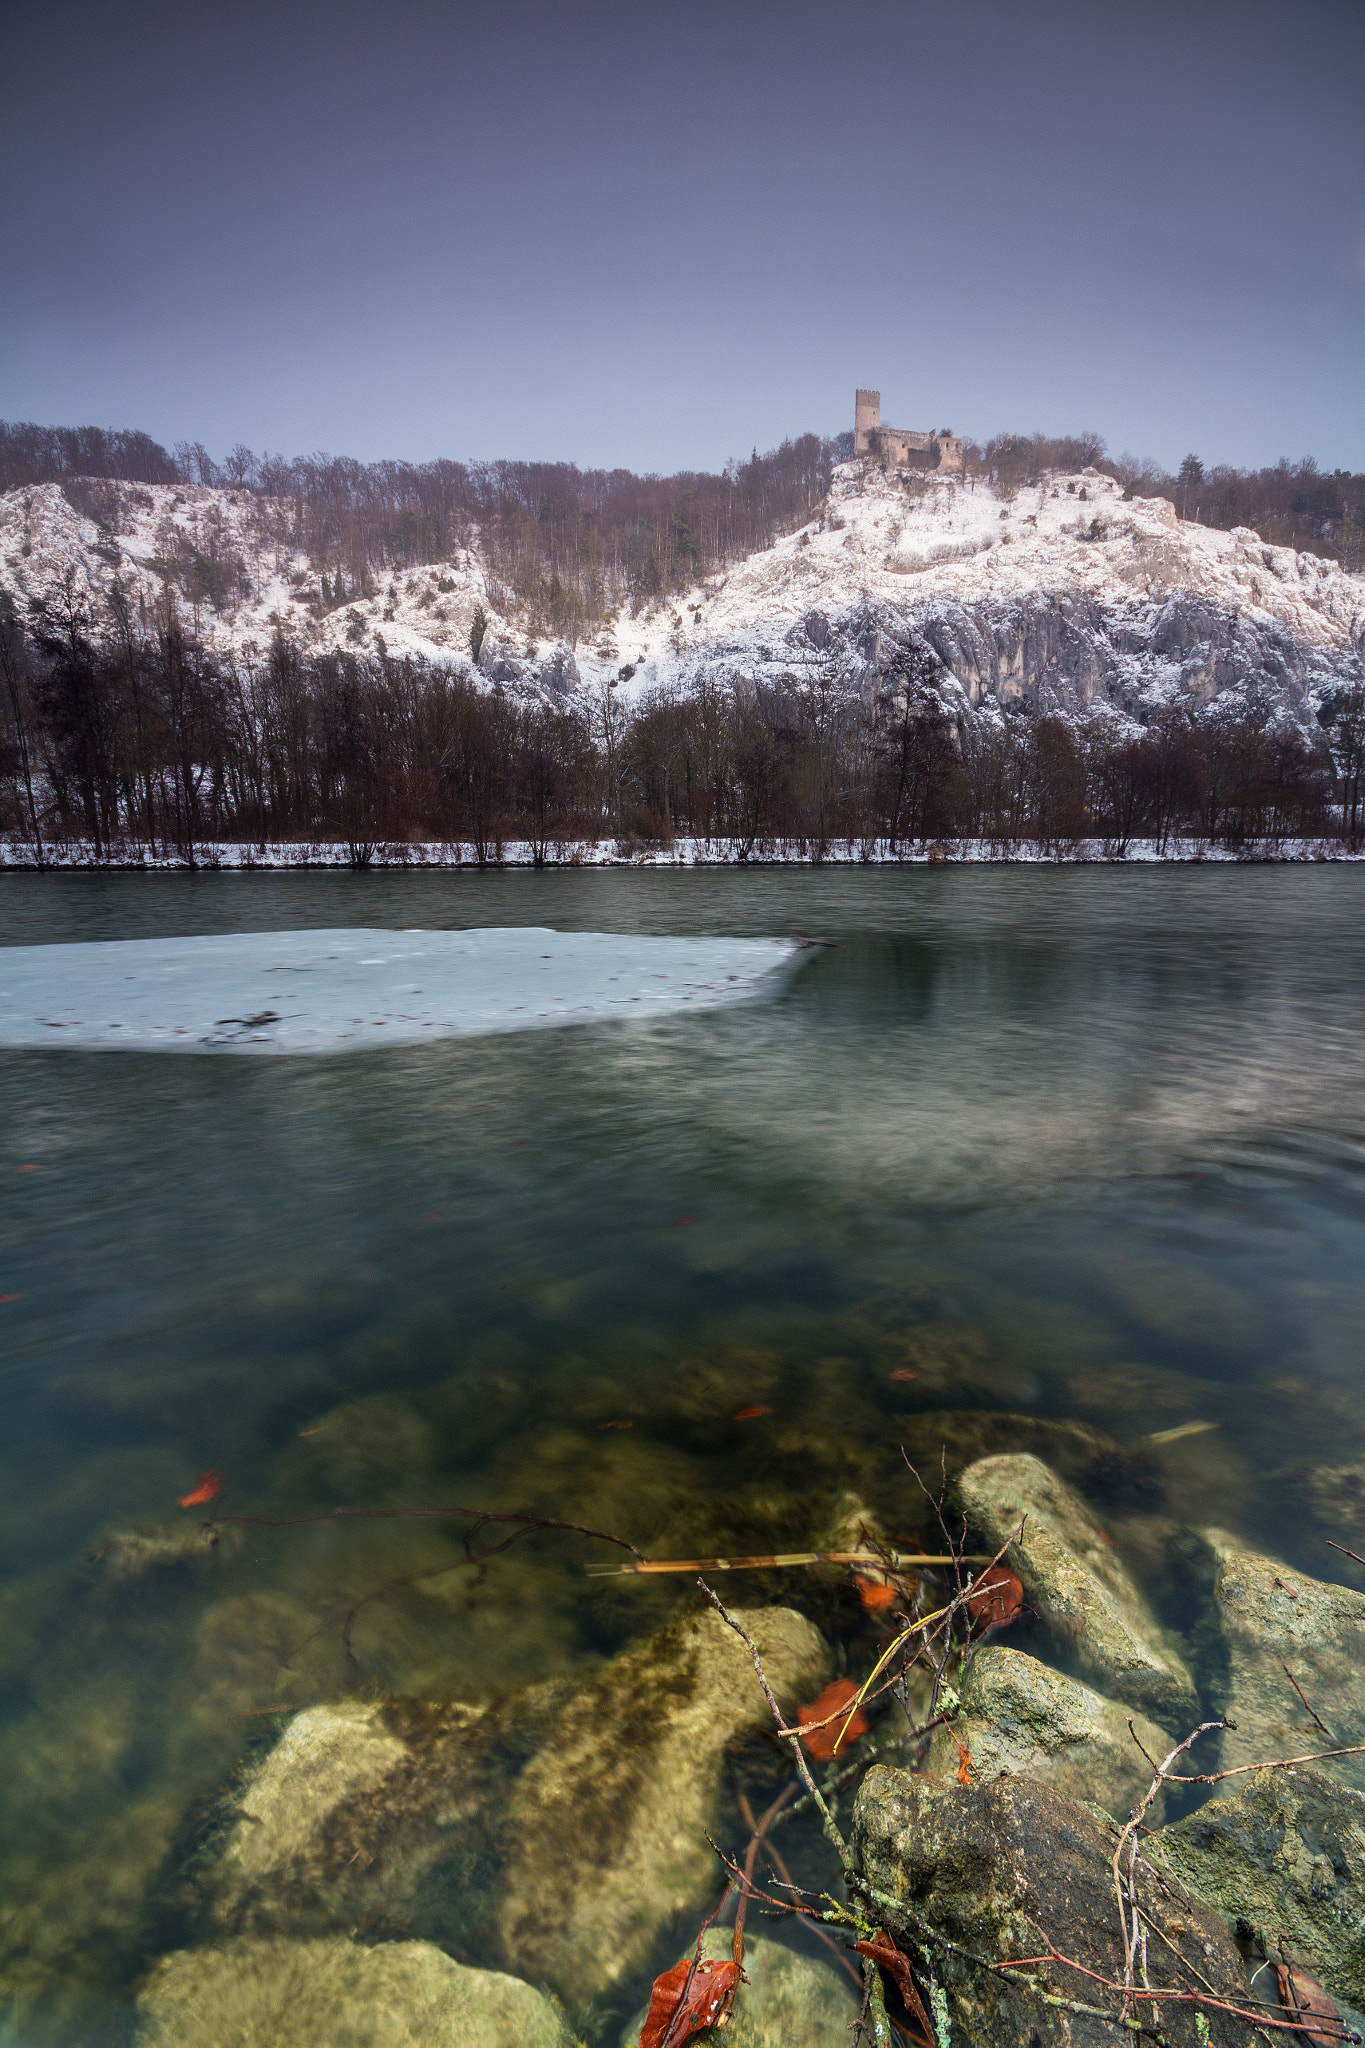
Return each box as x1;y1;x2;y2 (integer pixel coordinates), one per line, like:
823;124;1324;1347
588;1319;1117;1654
798;1676;869;1761
640;1955;742;2048
177;1471;222;1508
944;1722;977;1786
857;1577;899;1614
733;1405;771;1420
888;1368;918;1382
967;1565;1022;1632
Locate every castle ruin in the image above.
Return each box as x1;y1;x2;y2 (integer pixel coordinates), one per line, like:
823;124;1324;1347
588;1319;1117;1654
853;389;963;474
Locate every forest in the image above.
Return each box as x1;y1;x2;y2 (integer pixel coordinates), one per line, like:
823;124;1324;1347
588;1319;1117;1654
3;590;1362;862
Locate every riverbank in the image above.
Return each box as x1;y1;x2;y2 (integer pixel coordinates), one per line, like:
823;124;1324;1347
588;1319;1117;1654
3;834;1362;870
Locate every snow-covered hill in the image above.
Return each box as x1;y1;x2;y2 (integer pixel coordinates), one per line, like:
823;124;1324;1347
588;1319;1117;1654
4;460;1362;725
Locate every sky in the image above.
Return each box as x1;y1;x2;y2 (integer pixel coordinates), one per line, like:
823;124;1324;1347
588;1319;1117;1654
2;0;1362;477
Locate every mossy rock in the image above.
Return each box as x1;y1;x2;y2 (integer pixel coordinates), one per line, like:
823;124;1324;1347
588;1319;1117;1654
959;1454;1196;1722
1151;1768;1365;2010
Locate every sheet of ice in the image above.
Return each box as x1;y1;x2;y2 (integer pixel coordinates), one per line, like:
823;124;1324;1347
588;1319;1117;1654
0;928;804;1055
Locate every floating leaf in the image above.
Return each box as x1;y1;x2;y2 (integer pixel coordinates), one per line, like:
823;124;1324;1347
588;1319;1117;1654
640;1954;743;2048
1274;1962;1342;2048
177;1472;223;1508
857;1576;899;1614
967;1565;1023;1632
798;1676;868;1761
733;1405;771;1421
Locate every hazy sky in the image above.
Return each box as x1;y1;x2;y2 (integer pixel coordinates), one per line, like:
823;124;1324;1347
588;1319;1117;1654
2;0;1362;474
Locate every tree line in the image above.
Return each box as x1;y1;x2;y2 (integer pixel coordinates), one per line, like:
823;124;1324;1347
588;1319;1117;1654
4;591;1362;862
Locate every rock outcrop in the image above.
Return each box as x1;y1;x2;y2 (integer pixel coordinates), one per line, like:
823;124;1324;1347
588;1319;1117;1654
1151;1767;1365;2011
958;1453;1198;1722
924;1645;1173;1818
1202;1529;1365;1790
135;1935;574;2048
851;1767;1256;2046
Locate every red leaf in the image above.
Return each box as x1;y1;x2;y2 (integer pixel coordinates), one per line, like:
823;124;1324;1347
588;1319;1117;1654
856;1575;899;1614
967;1565;1022;1632
640;1955;742;2048
798;1676;869;1761
854;1937;938;2046
733;1405;771;1420
1274;1962;1342;2048
888;1368;918;1382
177;1472;222;1508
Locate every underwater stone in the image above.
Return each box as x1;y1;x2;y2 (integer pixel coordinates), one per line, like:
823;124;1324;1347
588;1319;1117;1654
619;1927;857;2046
497;1605;830;2009
959;1454;1197;1723
924;1645;1174;1818
851;1766;1254;2045
210;1696;513;1950
135;1935;575;2048
1150;1767;1365;2010
1201;1529;1365;1792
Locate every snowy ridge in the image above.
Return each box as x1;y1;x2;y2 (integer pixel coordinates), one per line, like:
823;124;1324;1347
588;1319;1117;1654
4;459;1363;725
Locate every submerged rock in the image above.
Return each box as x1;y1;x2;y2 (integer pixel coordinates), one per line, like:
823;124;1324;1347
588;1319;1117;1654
620;1927;856;2047
210;1693;553;1955
88;1519;240;1581
851;1766;1254;2045
959;1454;1197;1722
204;1604;826;2009
135;1935;574;2048
1151;1767;1365;2010
497;1605;829;2006
1203;1529;1365;1790
924;1645;1173;1818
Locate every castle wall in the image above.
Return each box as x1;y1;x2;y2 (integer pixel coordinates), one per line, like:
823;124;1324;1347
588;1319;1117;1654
852;390;962;472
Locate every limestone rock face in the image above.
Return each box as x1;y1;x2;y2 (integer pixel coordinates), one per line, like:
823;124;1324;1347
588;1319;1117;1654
135;1935;574;2048
924;1645;1173;1817
1151;1767;1365;2010
497;1606;830;2006
851;1767;1252;2047
620;1928;856;2047
1202;1530;1365;1791
959;1454;1197;1722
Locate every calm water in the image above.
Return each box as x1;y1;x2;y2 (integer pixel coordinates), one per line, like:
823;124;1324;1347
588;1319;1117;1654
2;867;1364;2042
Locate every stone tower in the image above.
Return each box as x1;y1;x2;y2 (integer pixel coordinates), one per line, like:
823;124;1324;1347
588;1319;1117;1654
854;389;880;456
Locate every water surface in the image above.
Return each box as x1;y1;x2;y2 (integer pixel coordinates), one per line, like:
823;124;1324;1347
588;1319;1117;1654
2;867;1363;2043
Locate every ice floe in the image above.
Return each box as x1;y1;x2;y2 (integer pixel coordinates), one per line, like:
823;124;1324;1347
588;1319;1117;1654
0;927;804;1054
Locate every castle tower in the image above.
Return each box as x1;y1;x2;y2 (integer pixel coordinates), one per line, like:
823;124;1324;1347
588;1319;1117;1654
854;388;880;456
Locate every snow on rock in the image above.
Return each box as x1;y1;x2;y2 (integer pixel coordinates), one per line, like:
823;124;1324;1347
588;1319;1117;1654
3;462;1362;725
0;927;804;1054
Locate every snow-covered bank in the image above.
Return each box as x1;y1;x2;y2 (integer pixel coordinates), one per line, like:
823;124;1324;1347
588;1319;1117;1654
0;928;805;1054
1;836;1360;870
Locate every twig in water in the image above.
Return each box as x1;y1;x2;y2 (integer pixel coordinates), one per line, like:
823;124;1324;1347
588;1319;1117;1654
1282;1663;1338;1743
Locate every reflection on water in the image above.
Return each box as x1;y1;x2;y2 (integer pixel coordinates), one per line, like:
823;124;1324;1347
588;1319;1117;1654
1;868;1364;2043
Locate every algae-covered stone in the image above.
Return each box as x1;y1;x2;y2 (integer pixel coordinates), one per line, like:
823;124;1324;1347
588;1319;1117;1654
924;1645;1173;1817
135;1935;575;2048
210;1695;537;1955
498;1606;829;2007
851;1766;1253;2046
1150;1767;1365;2009
619;1927;856;2047
1203;1529;1365;1791
959;1454;1197;1722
